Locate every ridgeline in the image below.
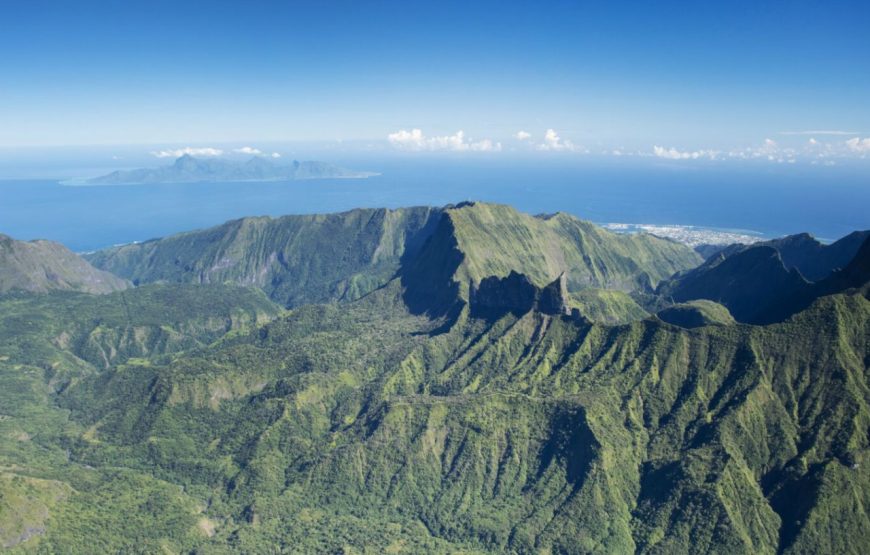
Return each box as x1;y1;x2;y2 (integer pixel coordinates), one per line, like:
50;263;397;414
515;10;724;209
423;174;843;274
1;202;868;553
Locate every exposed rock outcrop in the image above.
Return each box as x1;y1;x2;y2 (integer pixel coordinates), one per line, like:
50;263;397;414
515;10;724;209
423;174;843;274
470;271;571;319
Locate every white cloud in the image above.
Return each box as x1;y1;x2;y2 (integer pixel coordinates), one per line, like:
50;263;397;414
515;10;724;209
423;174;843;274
467;138;501;152
779;130;860;136
536;129;579;152
271;152;281;158
514;130;532;141
233;146;263;155
653;145;718;160
652;135;870;164
151;147;223;158
724;138;795;162
846;137;870;153
759;138;795;162
387;128;501;152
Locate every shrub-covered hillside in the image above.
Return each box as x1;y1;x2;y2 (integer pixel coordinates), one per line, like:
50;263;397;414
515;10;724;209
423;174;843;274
1;205;868;553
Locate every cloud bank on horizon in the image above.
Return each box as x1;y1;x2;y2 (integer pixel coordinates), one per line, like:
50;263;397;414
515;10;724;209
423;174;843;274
233;146;281;158
151;147;224;158
387;129;501;152
381;128;870;164
846;137;870;153
652;136;870;165
145;132;870;167
150;146;281;159
536;129;586;153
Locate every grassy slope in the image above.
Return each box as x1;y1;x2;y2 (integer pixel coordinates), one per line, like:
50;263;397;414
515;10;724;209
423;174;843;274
446;203;702;294
656;299;736;328
571;289;650;324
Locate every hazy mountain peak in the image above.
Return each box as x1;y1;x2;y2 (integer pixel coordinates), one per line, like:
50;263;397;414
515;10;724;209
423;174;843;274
0;233;130;294
83;155;376;185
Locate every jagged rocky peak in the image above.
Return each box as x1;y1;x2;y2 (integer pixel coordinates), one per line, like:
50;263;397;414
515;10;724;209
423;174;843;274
470;271;536;317
538;272;570;314
469;271;572;318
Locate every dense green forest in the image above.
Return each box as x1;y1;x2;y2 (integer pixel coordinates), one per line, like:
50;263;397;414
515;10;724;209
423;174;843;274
1;202;868;553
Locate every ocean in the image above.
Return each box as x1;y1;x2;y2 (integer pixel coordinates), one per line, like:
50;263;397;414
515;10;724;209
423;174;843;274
1;157;868;252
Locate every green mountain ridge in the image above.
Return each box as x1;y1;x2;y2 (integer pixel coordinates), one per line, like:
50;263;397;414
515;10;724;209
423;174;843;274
657;246;809;324
18;271;868;553
760;230;869;281
0;202;868;553
0;234;129;294
443;203;702;292
696;229;869;281
658;236;870;325
86;202;703;321
85;206;443;307
656;299;736;328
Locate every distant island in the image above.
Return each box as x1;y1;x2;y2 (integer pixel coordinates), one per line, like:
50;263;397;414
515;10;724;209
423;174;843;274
77;154;378;185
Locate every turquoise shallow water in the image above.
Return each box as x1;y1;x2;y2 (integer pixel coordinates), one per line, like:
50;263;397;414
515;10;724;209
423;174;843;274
1;158;868;251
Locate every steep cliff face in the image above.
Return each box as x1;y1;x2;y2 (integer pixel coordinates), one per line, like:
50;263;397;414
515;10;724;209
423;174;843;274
0;233;129;294
470;271;570;319
399;202;702;318
86;207;442;307
443;202;702;293
86;202;703;313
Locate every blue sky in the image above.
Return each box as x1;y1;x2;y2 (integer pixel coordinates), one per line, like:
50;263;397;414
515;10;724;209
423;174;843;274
2;0;869;162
